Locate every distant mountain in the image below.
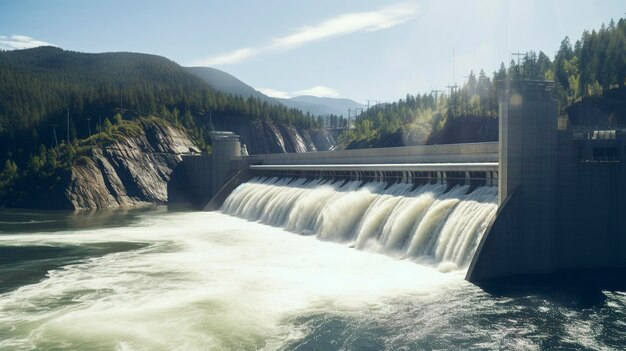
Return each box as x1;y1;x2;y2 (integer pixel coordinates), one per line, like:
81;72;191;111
0;47;322;158
185;66;364;116
184;66;271;102
278;95;365;116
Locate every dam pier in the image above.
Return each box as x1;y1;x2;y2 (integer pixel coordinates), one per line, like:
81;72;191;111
170;80;626;283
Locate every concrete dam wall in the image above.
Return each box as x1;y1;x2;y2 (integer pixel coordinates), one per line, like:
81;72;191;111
467;81;626;282
172;80;626;283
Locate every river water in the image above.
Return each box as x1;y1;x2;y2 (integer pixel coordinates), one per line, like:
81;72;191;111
1;207;625;350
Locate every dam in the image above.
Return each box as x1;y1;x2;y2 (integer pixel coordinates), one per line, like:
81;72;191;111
171;80;626;283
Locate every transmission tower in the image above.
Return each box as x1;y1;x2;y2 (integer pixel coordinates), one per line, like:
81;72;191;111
431;89;445;107
512;52;527;77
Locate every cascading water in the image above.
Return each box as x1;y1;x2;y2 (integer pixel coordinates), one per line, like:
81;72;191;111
221;177;497;271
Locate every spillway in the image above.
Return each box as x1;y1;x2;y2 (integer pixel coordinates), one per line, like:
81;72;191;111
221;177;497;271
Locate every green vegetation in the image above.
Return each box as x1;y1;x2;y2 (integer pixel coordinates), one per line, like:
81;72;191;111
343;16;626;147
0;47;325;205
0;47;321;161
0;115;172;206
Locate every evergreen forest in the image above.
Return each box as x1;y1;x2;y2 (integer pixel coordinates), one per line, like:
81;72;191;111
341;16;626;148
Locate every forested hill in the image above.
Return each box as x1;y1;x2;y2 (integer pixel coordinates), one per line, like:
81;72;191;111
0;46;321;160
185;66;270;102
341;16;626;149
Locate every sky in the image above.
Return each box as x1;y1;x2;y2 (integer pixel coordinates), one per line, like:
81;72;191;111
0;0;623;103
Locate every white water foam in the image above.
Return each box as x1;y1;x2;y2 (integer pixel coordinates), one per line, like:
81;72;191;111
222;177;498;271
0;212;462;350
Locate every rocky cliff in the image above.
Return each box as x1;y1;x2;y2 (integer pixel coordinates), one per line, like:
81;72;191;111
213;116;334;154
426;115;499;145
66;119;199;210
8;116;334;210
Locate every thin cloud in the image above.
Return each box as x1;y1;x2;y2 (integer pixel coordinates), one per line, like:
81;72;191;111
260;85;341;99
258;88;292;99
272;3;416;50
0;35;56;50
294;85;340;98
203;47;257;66
193;3;417;66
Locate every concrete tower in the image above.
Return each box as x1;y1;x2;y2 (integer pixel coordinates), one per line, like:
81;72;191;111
211;131;241;195
468;80;558;281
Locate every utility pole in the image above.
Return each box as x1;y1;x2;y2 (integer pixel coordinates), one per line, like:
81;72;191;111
445;84;459;96
373;100;382;111
445;84;459;117
347;108;352;131
512;52;526;67
431;89;445;108
512;52;526;77
366;100;379;111
51;124;59;150
87;117;94;147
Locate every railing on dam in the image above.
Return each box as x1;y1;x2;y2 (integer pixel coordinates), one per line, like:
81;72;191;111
244;142;499;165
240;142;499;187
250;162;499;187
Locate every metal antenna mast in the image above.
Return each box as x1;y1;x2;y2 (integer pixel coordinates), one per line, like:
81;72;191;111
452;48;456;85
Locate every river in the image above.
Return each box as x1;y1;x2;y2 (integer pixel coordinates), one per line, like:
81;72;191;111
1;207;625;350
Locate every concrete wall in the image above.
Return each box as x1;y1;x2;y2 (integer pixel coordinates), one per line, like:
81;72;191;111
211;132;241;194
468;81;559;281
168;132;241;208
468;80;626;283
246;142;498;165
186;141;499;209
557;134;626;270
174;155;212;207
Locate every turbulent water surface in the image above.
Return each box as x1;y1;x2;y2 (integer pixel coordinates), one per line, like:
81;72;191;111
1;199;625;350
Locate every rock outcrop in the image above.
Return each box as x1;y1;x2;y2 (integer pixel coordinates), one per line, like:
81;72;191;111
66;119;199;209
30;116;334;210
213;116;335;154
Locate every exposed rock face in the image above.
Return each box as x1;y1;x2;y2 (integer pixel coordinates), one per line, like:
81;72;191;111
567;87;626;126
213;116;334;154
66;120;199;209
426;116;498;145
58;117;334;210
